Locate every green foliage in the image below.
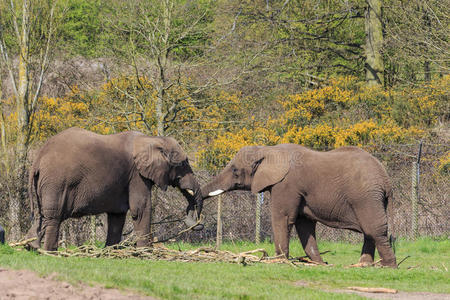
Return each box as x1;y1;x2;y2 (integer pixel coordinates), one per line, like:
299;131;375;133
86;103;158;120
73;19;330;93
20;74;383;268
59;0;105;57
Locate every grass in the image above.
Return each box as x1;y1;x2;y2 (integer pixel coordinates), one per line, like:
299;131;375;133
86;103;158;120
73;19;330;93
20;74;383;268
0;237;449;299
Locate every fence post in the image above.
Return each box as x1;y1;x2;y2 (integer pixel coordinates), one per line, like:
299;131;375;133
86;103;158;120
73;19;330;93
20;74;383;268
216;194;223;249
149;186;156;243
255;193;263;244
411;141;422;239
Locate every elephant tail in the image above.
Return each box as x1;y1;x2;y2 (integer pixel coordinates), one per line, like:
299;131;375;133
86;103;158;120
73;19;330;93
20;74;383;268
26;167;43;247
385;185;396;253
28;167;40;219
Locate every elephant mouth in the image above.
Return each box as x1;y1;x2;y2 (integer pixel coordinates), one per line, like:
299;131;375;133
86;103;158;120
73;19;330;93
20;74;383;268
208;189;224;196
184;210;204;231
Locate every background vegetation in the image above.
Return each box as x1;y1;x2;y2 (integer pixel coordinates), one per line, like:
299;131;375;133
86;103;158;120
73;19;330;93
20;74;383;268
0;0;448;245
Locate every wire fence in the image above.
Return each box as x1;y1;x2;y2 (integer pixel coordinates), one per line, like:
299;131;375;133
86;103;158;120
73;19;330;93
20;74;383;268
0;142;448;246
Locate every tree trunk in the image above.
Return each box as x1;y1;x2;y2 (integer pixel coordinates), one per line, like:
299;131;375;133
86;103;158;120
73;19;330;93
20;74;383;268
422;6;431;82
8;0;31;241
365;0;384;86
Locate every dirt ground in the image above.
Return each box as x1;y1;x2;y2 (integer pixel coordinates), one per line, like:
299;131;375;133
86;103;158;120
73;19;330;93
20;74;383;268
1;268;449;300
337;289;450;300
0;268;157;300
294;280;450;300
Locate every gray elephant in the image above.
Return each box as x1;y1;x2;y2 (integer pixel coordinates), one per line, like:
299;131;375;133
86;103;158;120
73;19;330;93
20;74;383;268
0;224;4;244
26;127;203;251
202;144;397;267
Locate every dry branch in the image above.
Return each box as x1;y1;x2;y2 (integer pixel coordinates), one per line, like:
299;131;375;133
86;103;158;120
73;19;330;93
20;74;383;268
347;286;398;294
10;236;323;267
8;238;36;247
345;259;382;268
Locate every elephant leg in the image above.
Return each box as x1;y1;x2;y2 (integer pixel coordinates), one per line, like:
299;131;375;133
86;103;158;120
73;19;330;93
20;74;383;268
374;235;397;267
354;202;397;268
25;215;43;249
294;217;324;263
129;176;153;247
271;211;292;258
133;206;152;248
106;213;126;246
270;184;300;259
359;235;376;264
42;218;61;251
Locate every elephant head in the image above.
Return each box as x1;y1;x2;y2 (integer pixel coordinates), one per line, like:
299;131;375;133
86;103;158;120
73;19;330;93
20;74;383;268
133;135;204;230
202;145;292;198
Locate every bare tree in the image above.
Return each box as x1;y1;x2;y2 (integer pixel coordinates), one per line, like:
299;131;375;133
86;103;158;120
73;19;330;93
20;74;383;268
364;0;384;86
0;0;60;239
384;0;449;85
102;0;263;139
104;0;212;136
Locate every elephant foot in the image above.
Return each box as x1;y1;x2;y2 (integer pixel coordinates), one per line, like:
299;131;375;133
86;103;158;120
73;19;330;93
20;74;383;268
136;236;151;248
380;258;398;268
359;253;374;265
25;239;41;251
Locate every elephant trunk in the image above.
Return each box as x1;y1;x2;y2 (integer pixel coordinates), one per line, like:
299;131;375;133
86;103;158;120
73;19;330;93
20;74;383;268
179;173;204;231
201;171;228;200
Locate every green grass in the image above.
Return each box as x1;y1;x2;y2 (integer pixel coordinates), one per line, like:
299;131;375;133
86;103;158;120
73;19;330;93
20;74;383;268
0;237;449;299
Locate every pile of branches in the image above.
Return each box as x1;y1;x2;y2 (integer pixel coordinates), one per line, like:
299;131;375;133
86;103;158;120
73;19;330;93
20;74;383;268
10;238;323;267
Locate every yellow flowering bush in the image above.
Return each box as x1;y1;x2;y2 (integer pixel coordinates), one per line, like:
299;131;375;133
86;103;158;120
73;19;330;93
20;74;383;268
181;91;254;142
281;123;336;149
197;125;279;171
33;95;92;140
94;76;158;134
392;75;449;127
437;151;450;176
280;78;356;127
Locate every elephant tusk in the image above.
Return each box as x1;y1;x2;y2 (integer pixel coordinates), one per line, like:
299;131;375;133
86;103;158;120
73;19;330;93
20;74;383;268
209;189;224;196
186;189;195;196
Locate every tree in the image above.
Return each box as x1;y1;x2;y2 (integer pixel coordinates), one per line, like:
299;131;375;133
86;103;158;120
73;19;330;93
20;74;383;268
103;0;218;137
364;0;384;86
383;0;449;85
0;0;61;239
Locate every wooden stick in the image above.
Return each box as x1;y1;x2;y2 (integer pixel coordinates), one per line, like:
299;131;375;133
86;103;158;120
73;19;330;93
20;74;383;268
397;255;411;267
347;286;397;294
346;259;382;268
9;237;36;247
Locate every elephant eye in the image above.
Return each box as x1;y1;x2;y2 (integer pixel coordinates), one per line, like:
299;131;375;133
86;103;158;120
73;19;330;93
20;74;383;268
232;167;239;177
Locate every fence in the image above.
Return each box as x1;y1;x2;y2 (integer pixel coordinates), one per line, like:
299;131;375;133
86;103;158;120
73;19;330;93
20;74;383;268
0;142;448;246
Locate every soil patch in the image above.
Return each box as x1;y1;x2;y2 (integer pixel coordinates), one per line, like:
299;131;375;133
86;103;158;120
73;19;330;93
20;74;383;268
0;268;157;300
293;281;450;300
335;288;450;299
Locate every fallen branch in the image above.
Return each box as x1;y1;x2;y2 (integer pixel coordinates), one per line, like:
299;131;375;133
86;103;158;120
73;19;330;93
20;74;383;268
295;250;331;260
347;286;398;294
397;255;411;267
10;236;320;267
345;259;382;268
8;238;36;247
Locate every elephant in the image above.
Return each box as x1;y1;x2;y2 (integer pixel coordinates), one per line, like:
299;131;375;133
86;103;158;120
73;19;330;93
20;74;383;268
0;224;4;244
26;127;203;251
201;144;397;267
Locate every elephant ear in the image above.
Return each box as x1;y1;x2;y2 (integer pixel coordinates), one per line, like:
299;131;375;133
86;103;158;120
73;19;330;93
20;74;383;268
133;136;170;191
251;148;290;194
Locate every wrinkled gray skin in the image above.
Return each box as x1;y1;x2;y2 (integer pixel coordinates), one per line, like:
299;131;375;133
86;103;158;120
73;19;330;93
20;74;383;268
0;224;5;244
26;127;203;251
202;144;397;268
